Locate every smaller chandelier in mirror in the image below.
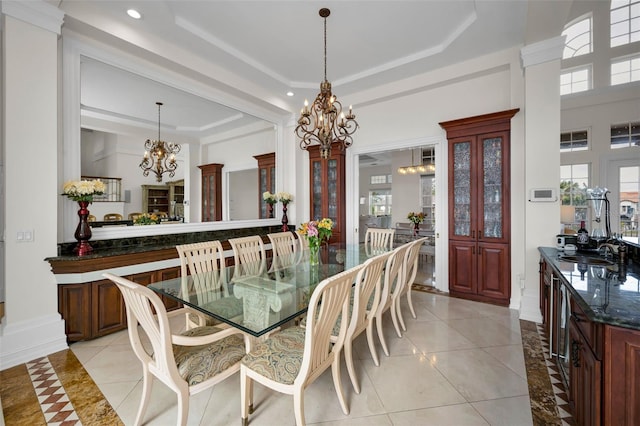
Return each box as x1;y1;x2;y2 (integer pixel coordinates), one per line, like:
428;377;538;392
140;102;181;182
296;8;358;159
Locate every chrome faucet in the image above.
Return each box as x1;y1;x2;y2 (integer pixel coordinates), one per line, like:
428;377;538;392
598;242;619;258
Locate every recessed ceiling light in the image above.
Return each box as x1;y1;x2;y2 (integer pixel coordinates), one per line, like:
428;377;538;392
127;9;142;19
286;91;294;97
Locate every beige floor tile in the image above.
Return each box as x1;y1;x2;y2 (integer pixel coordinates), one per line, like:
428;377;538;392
483;344;528;379
445;317;523;347
471;395;534;426
404;320;478;353
310;414;392;426
432;348;529;402
388;403;490;425
81;343;143;385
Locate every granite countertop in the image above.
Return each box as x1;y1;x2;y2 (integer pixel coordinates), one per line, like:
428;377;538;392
539;247;640;331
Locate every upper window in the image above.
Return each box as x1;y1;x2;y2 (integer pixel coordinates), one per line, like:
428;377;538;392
560;164;590;230
611;121;640;148
563;16;593;59
561;130;589;152
561;66;592;95
369;190;392;216
370;174;392;185
611;53;640;84
610;0;640;47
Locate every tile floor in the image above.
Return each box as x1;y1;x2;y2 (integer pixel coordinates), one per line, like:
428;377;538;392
68;288;535;425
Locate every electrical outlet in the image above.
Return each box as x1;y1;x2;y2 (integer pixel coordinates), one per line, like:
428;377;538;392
17;229;35;242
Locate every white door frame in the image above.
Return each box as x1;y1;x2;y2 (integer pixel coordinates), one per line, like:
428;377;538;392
604;158;640;245
346;136;449;292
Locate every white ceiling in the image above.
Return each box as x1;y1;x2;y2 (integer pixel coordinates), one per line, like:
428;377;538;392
54;1;564;140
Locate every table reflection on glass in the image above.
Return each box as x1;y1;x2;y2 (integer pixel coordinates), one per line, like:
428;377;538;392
149;244;387;337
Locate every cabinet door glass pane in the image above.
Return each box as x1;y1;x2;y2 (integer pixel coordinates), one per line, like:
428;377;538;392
453;142;471;236
327;159;338;221
208;175;216;221
312;161;322;220
270;166;276;192
260;168;267;218
482;137;503;238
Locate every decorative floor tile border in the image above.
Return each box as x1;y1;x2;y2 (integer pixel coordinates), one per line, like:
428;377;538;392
25;357;82;426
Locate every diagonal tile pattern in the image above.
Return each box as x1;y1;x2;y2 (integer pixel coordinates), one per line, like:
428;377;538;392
26;357;81;425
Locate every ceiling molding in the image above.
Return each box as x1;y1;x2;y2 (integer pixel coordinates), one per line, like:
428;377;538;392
520;36;565;68
1;0;64;35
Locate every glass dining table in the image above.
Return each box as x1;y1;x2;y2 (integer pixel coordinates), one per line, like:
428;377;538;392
149;243;389;338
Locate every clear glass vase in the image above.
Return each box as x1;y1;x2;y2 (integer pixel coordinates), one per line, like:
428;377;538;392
309;244;319;266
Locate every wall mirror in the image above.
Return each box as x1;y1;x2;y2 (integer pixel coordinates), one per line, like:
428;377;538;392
62;36;285;242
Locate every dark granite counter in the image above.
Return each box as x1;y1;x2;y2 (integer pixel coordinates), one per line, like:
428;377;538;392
48;224;286;261
539;246;640;331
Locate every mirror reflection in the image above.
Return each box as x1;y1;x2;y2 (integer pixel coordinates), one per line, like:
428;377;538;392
79;56;277;225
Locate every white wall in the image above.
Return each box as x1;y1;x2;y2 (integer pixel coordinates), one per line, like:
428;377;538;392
0;7;68;369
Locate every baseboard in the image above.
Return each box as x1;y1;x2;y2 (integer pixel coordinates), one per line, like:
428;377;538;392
0;314;68;370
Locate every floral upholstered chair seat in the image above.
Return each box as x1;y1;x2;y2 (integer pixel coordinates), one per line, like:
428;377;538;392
173;326;246;386
241;327;305;385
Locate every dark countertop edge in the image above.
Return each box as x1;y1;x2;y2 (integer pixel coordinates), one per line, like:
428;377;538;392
538;246;640;331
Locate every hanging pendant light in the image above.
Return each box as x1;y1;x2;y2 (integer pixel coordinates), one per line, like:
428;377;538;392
296;8;359;159
397;149;434;174
139;102;181;182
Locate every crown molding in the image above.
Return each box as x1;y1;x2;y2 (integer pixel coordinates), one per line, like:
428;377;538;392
1;0;64;35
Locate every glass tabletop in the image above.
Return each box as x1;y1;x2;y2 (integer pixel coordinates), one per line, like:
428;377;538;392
149;243;388;337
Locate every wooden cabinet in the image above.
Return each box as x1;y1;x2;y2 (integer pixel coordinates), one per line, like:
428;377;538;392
440;109;518;306
308;143;345;244
539;258;551;336
604;325;640;425
58;266;181;342
254;152;276;219
569;318;602;426
142;180;184;215
199;163;223;221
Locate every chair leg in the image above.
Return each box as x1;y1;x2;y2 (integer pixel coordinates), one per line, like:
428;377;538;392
375;313;390;356
391;301;403;338
397;297;407;332
241;366;252;424
293;389;305;426
406;289;417;319
366;322;380;366
134;367;153;426
331;351;349;415
344;339;361;394
176;387;189;426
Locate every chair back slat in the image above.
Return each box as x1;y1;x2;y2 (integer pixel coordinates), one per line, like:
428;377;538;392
298;265;363;384
403;237;428;292
350;252;392;334
364;228;395;255
229;236;266;278
176;240;225;277
103;273;182;385
267;232;298;270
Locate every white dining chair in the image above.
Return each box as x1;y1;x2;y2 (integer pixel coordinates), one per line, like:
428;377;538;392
240;265;363;426
229;235;267;279
103;272;249;426
267;231;299;271
373;241;411;357
176;240;226;329
364;227;395;255
391;237;428;336
342;250;393;392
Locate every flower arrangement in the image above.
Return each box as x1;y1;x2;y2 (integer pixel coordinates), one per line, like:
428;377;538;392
297;218;333;248
134;213;160;225
407;212;425;224
61;179;106;202
263;191;278;205
276;192;293;205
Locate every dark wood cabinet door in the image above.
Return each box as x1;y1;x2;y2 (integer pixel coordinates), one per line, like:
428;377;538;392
156;267;182;311
91;279;126;337
477;242;510;303
58;284;91;342
605;325;640;425
254;152;276;219
308;142;345;244
570;320;602;426
448;241;476;295
441;109;518;305
199;163;223;221
128;271;155;286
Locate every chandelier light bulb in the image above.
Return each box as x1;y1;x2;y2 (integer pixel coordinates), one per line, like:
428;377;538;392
139;102;181;182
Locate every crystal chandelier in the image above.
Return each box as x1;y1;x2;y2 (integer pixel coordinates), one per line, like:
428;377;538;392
139;102;181;182
296;8;358;160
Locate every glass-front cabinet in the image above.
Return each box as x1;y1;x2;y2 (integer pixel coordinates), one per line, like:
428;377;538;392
441;109;518;306
308;142;345;244
254;153;276;219
198;163;223;222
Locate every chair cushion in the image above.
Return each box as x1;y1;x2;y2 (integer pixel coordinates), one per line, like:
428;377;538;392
203;297;244;319
173;326;245;386
241;327;306;385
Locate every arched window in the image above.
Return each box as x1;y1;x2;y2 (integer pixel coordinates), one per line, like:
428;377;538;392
562;16;592;59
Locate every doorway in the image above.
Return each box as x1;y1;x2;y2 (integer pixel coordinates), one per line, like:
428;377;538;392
355;143;444;289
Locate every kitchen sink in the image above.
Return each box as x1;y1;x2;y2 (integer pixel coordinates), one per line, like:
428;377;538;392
558;255;615;266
